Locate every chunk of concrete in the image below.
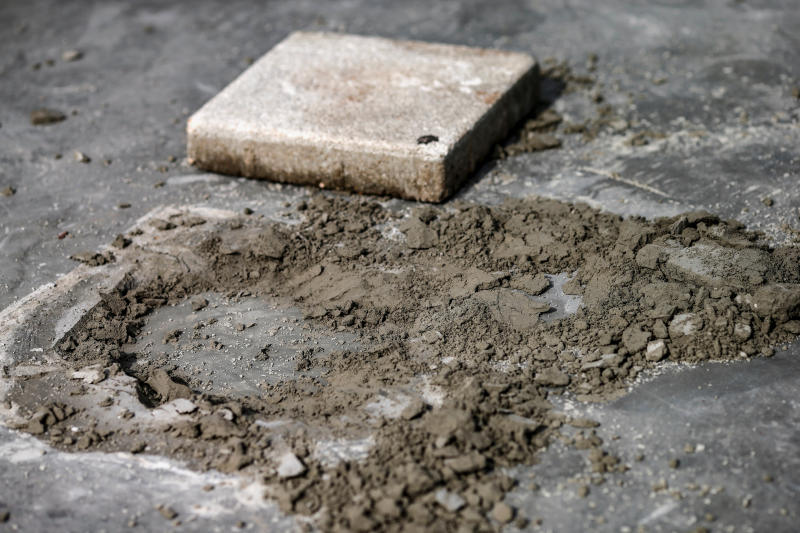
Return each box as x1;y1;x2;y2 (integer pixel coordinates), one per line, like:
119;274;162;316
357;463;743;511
276;452;306;478
187;32;539;202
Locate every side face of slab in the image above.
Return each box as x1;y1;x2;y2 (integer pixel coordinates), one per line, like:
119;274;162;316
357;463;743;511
187;31;539;202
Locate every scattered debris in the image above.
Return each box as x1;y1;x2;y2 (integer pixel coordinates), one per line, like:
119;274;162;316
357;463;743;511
9;194;800;532
172;399;198;414
492;501;515;524
150;219;176;231
69;251;113;266
61;49;83;62
111;234;131;249
30;108;66;125
277;452;306;478
156;505;178;520
191;297;208;312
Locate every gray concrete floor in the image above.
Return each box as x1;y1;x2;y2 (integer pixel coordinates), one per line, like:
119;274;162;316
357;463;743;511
1;0;799;531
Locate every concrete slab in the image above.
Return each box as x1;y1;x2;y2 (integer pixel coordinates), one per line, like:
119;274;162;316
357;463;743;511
187;31;539;202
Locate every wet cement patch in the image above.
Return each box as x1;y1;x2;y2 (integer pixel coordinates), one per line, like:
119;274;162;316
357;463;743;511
130;293;358;397
1;194;797;532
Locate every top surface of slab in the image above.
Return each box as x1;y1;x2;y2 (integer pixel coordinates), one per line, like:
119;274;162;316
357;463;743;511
188;31;536;160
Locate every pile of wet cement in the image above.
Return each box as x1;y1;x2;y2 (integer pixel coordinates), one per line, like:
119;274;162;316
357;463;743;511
9;194;800;532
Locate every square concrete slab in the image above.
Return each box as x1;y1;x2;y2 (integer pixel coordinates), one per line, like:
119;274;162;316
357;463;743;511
187;31;539;202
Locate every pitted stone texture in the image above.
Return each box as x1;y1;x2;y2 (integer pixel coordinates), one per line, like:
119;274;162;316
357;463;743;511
187;32;539;202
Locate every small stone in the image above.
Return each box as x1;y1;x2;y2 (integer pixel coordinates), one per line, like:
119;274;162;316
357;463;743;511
443;453;487;474
156;505;178;520
669;216;689;235
403;218;438;249
510;273;550;295
609;118;628;133
150;219;175;231
345;505;377;532
401;398;427;420
421;330;443;344
111;234;131;249
130;441;146;454
70;251;112;266
669;313;703;338
98;397;113;407
0;510;9;523
163;329;183;344
568;418;600;429
733;322;752;341
491;502;515;524
761;197;774;207
669;458;680;469
31;108;66;125
622;325;651;353
652;479;668;492
147;369;191;401
434;488;466;512
635;244;663;269
652;319;668;339
73;151;91;163
191;297;209;312
374;498;401;519
577;485;590;498
534;366;570;386
645;340;668;361
1;186;15;197
172;398;198;414
276;452;306;478
524;133;562;151
62;49;83;62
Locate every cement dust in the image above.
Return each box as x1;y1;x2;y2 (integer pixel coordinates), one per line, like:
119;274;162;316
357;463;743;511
7;194;800;532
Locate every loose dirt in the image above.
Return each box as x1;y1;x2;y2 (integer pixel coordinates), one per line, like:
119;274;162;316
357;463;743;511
6;193;800;532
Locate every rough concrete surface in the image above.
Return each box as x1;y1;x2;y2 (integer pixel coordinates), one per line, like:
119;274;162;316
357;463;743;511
187;31;539;202
1;0;799;532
